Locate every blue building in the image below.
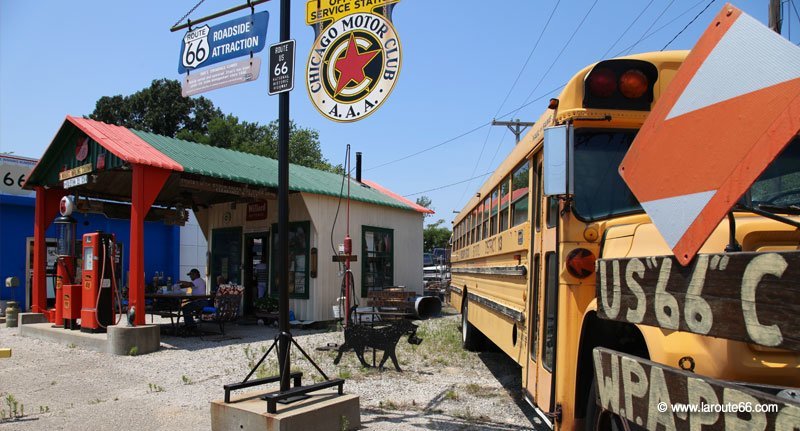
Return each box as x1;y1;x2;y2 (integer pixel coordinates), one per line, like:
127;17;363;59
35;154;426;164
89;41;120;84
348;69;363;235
0;154;179;311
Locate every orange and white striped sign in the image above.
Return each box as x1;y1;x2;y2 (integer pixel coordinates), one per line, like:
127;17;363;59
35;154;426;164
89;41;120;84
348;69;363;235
620;4;800;266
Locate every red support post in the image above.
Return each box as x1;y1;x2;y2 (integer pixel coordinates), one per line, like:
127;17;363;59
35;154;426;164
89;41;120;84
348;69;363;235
31;187;66;312
129;164;171;326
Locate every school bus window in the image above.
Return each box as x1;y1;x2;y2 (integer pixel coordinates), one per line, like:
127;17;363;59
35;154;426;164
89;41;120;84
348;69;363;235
511;161;530;227
535;162;542;231
490;188;498;236
543;252;557;371
499;177;510;232
482;198;490;240
530;253;541;362
546;197;559;228
471;208;478;244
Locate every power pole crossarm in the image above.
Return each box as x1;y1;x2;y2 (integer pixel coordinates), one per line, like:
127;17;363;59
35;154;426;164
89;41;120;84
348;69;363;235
491;119;535;143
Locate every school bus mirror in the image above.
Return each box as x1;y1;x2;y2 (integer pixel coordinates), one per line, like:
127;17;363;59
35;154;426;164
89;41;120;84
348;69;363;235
543;125;573;196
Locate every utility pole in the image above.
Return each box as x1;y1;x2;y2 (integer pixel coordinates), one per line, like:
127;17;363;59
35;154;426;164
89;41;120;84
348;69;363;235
769;0;782;34
491;119;535;144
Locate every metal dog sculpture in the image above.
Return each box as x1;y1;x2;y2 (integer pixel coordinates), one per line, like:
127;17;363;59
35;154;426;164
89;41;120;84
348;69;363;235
333;319;422;371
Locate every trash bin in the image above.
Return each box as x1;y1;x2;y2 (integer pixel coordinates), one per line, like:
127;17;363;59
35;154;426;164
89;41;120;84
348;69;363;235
5;301;19;328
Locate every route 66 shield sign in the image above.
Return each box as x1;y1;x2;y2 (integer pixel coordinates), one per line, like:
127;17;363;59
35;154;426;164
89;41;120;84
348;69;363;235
182;25;211;70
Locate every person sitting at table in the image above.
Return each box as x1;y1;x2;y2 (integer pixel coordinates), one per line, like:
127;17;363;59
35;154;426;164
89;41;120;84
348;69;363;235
181;268;209;329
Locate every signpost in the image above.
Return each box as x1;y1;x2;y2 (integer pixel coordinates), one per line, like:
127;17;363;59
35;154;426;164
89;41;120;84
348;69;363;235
181;57;261;97
269;40;295;95
619;5;800;265
178;11;269;73
304;0;403;122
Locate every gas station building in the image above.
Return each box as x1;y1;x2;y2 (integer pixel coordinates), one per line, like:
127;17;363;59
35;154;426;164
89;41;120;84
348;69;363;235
0;154;180;311
23;116;430;323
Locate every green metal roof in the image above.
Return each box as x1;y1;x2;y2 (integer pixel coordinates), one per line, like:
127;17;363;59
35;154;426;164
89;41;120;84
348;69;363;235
131;129;415;212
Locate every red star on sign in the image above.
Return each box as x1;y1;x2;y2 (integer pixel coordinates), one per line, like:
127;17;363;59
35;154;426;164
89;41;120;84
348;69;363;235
334;33;380;96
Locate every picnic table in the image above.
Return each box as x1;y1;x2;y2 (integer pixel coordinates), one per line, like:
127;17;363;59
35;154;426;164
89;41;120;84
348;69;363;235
146;293;214;335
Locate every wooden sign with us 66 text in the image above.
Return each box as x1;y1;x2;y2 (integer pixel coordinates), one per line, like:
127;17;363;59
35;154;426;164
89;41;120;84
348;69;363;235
595;251;800;351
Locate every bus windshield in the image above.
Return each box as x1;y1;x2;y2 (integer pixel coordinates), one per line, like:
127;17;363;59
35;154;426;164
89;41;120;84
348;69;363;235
573;130;800;221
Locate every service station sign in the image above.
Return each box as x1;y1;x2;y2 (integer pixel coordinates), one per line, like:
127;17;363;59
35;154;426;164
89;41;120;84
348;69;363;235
305;0;402;122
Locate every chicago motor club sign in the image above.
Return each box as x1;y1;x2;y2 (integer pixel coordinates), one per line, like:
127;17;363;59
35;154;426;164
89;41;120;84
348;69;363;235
306;0;401;122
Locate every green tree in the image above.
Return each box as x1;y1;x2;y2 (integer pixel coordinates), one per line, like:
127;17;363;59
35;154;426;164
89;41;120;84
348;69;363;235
423;219;451;252
90;79;221;137
415;195;433;218
89;79;341;172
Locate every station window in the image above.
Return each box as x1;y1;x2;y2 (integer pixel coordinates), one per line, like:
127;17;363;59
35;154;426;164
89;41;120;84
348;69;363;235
362;226;394;297
499;177;510;232
511;161;530;227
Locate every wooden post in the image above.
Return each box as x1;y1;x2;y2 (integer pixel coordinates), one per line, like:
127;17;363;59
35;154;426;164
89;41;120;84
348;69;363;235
129;164;171;325
31;187;65;312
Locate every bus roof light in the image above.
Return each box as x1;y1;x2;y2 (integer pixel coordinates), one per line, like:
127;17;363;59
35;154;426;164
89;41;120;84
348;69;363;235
619;69;649;99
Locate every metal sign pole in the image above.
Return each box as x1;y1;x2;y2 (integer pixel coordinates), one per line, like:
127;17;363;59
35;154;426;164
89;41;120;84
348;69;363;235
277;0;291;393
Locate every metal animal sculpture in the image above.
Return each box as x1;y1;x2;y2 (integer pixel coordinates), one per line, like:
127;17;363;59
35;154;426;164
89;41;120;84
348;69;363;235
333;319;422;371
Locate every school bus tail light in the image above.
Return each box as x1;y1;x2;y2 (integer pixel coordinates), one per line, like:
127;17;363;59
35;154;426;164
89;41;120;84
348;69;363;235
566;248;596;279
587;67;617;98
619;69;649;99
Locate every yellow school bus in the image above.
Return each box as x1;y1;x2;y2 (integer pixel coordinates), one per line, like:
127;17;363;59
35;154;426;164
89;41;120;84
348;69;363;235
450;50;800;429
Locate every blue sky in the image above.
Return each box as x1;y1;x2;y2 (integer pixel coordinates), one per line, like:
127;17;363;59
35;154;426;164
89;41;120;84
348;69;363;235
1;0;792;225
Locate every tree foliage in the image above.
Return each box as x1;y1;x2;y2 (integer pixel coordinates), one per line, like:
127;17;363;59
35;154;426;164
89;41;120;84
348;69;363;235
89;79;339;172
423;218;451;252
415;195;433;218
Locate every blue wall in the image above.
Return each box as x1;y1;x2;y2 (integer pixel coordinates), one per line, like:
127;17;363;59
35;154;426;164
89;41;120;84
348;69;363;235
0;194;179;310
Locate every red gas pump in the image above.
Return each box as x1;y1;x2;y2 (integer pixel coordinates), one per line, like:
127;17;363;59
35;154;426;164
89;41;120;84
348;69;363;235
54;197;78;328
80;232;119;333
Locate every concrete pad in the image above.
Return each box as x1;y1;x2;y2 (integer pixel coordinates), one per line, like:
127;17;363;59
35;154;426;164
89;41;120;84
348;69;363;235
18;312;48;325
108;325;160;355
210;389;360;431
19;323;161;355
20;323;107;353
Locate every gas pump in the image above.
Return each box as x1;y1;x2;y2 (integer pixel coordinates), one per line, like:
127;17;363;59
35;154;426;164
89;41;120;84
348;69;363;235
54;197;78;329
80;232;120;333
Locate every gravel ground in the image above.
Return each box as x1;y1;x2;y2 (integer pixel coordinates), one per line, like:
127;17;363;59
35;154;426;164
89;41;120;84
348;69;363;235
0;311;546;430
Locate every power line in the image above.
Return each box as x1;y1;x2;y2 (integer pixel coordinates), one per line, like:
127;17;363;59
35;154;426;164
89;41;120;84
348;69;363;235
366;84;565;172
493;0;562;115
624;0;676;55
613;0;709;57
661;0;717;50
365;121;490;171
514;0;600;118
457;0;563;205
403;171;495;197
601;0;656;59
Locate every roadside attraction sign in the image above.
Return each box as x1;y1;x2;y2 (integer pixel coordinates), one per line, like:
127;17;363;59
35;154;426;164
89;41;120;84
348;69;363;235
178;11;269;74
305;0;402;122
619;4;800;266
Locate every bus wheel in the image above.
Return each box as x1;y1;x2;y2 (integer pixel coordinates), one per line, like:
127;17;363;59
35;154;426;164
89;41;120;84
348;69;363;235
585;378;626;431
461;298;482;351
